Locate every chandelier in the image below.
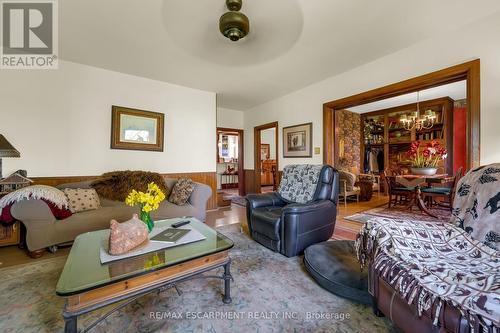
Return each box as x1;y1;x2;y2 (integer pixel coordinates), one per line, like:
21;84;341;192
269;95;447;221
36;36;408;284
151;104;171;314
400;91;437;131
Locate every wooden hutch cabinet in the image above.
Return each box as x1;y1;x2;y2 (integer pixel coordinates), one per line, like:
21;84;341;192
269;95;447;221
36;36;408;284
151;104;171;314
361;97;454;175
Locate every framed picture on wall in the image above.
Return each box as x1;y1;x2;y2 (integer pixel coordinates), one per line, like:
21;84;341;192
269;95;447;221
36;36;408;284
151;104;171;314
260;144;270;160
283;122;312;158
111;106;165;152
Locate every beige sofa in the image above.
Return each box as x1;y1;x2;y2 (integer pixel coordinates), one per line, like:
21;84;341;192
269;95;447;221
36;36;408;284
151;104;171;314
11;179;212;256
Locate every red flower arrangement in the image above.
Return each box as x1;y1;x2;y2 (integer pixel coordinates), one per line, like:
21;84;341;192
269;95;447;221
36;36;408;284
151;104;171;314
407;140;447;168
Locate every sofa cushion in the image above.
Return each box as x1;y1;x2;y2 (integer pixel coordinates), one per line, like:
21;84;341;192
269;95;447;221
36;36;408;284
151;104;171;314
168;178;195;205
64;188;101;213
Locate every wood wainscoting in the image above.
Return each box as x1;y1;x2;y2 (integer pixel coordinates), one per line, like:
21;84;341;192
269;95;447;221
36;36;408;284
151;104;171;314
244;169;282;194
32;172;218;210
244;169;256;194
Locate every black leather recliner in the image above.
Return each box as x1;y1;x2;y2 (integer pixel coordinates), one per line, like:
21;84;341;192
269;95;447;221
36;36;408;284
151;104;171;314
246;165;339;257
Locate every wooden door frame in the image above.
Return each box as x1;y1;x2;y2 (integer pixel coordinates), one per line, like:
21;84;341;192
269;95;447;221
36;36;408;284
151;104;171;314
323;59;481;170
254;121;279;193
216;127;245;196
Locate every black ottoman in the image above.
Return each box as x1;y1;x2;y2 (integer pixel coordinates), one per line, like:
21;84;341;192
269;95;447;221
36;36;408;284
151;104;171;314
304;240;371;305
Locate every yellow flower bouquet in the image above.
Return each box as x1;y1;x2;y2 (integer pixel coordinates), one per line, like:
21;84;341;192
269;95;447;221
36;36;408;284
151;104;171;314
125;182;166;232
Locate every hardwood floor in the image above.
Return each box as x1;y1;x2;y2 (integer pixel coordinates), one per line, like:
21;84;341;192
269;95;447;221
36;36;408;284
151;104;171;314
334;194;388;240
0;196;387;269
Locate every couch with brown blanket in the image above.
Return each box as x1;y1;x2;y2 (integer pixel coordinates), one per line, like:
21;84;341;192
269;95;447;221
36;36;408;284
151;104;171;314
10;176;212;256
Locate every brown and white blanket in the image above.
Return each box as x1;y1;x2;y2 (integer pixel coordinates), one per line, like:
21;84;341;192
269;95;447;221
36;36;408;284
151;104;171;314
450;163;500;251
356;217;500;332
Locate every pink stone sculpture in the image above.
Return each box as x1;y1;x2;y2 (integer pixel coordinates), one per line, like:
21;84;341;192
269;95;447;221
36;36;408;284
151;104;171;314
108;214;149;255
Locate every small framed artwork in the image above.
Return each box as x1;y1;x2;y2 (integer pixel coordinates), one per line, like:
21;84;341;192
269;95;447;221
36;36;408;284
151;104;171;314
111;106;164;152
260;144;270;160
283;122;312;158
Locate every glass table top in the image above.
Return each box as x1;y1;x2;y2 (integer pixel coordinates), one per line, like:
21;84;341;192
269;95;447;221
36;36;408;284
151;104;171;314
56;218;234;296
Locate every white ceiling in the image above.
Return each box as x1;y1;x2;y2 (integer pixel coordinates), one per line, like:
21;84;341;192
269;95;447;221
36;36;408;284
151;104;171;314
347;80;467;114
59;1;500;110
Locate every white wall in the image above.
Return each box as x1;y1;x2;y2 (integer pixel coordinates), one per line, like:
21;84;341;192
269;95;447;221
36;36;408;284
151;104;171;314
0;61;216;177
244;11;500;169
260;128;276;159
217;107;244;129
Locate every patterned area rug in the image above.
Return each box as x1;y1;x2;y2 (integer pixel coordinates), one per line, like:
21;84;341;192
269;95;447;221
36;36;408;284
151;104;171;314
0;225;397;333
345;205;452;224
229;195;247;207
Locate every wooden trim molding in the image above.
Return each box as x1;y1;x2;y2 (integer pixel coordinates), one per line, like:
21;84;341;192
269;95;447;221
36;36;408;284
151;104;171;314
217;127;245;197
323;59;481;170
244;169;256;194
254;122;279;193
32;172;218;210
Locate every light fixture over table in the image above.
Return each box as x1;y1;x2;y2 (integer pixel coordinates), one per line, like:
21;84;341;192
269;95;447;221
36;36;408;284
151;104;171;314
219;0;250;41
399;91;437;131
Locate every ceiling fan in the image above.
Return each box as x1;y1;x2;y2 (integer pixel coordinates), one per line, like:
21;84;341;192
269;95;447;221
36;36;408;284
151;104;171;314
219;0;250;41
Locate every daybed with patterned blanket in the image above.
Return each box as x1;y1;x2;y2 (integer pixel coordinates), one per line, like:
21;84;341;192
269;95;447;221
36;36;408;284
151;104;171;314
356;217;499;333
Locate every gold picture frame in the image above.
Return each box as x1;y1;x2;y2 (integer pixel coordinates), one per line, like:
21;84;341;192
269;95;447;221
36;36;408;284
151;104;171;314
260;144;270;160
283;122;313;158
111;106;165;152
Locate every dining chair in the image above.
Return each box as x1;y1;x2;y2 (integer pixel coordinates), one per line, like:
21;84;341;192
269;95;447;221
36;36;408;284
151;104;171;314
383;168;414;208
421;167;463;211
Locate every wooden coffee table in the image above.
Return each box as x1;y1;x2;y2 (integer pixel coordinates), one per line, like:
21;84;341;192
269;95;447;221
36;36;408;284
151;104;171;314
56;218;234;333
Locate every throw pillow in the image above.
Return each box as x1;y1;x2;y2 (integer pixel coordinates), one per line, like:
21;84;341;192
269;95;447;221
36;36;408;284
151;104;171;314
168;178;195;205
64;188;101;213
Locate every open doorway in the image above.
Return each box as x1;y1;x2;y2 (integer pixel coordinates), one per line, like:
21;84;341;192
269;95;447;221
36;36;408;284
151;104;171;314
323;60;480;217
324;60;480;170
216;128;244;199
254;122;278;193
333;81;467;177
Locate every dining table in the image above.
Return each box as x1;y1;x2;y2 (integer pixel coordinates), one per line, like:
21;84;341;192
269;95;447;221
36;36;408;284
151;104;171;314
388;174;455;218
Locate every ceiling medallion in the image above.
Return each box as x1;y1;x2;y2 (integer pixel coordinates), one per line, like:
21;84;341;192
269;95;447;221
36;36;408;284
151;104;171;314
219;0;250;42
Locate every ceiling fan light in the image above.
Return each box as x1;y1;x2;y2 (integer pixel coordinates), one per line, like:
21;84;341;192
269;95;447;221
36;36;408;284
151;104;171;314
226;28;244;41
219;11;250;42
226;0;242;11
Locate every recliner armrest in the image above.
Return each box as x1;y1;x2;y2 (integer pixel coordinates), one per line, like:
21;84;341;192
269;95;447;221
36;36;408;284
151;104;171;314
283;200;335;214
246;192;286;209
